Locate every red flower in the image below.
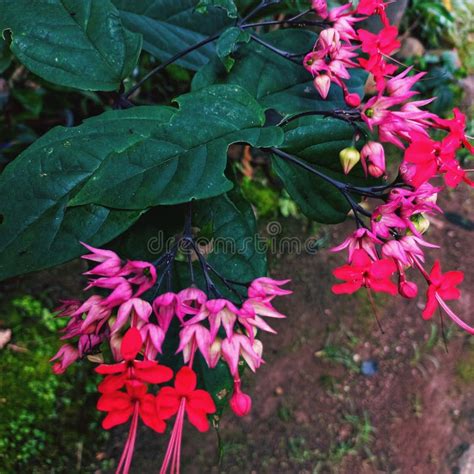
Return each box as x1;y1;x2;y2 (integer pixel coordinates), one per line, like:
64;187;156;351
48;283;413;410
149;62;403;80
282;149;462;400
156;367;216;432
403;135;439;187
96;327;173;393
97;380;166;432
332;249;397;295
358;26;400;57
422;260;463;319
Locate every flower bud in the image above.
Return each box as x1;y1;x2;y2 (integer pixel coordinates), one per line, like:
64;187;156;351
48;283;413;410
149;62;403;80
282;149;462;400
230;390;252;417
312;0;328;19
318;28;340;52
314;74;331;99
361;141;386;178
410;213;430;235
344;93;361;108
339;146;361;175
399;280;418;299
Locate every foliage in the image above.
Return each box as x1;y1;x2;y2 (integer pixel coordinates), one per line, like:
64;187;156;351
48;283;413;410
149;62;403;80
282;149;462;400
0;295;109;472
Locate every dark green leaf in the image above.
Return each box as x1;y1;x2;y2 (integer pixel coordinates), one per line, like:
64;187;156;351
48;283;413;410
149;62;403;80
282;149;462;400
112;0;233;70
192;29;367;116
196;0;238;17
0;106;175;280
69;84;284;209
216;27;251;71
194;190;267;282
273;116;373;224
0;36;11;73
0;0;142;91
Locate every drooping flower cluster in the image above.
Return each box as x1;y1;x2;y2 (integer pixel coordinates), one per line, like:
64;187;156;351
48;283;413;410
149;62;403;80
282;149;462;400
51;243;291;473
307;1;473;332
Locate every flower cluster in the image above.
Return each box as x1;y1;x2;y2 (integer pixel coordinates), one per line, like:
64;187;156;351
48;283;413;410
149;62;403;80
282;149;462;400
307;1;473;332
51;243;291;472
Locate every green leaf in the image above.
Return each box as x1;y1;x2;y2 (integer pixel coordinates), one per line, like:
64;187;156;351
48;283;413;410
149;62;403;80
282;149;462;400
0;0;142;91
69;84;284;209
194;190;267;282
196;0;238;17
0;36;11;73
273;116;373;224
192;29;367;116
216;27;251;72
0;106;175;280
112;0;233;70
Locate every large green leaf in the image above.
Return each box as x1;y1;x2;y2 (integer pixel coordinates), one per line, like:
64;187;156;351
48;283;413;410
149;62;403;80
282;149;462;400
69;85;284;209
112;0;233;70
194;191;266;283
192;29;367;116
273;116;373;224
0;106;175;280
0;0;142;91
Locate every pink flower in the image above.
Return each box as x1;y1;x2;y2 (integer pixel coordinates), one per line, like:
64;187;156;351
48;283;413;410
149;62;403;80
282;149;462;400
176;288;207;321
360;141;386;178
331;228;382;262
332;249;397;295
371;201;406;239
248;277;292;299
221;335;263;376
239;298;286;337
176;324;211;366
111;298;152;334
185;299;239;341
312;0;328;18
81;243;122;277
120;260;157;297
50;344;79;374
140;323;166;359
86;277;133;308
153;292;178;333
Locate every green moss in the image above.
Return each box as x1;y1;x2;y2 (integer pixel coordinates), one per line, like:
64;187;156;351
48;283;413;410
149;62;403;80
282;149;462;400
0;295;109;472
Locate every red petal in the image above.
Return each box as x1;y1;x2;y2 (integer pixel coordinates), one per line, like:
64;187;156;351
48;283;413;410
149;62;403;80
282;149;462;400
156;386;180;419
175;366;197;394
97;392;131;412
429;261;443;285
121;327;142;361
422;287;438;320
369;278;398;295
332;281;362;294
98;374;127;393
370;259;396;279
351;249;371;268
140;394;167;433
134;362;174;384
95;362;127;375
102;408;133;429
186;405;210;432
441;271;464;289
188;390;216;414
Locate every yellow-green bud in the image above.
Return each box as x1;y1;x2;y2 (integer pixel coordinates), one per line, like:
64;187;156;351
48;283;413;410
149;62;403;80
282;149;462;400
339;146;361;175
410;213;430;234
